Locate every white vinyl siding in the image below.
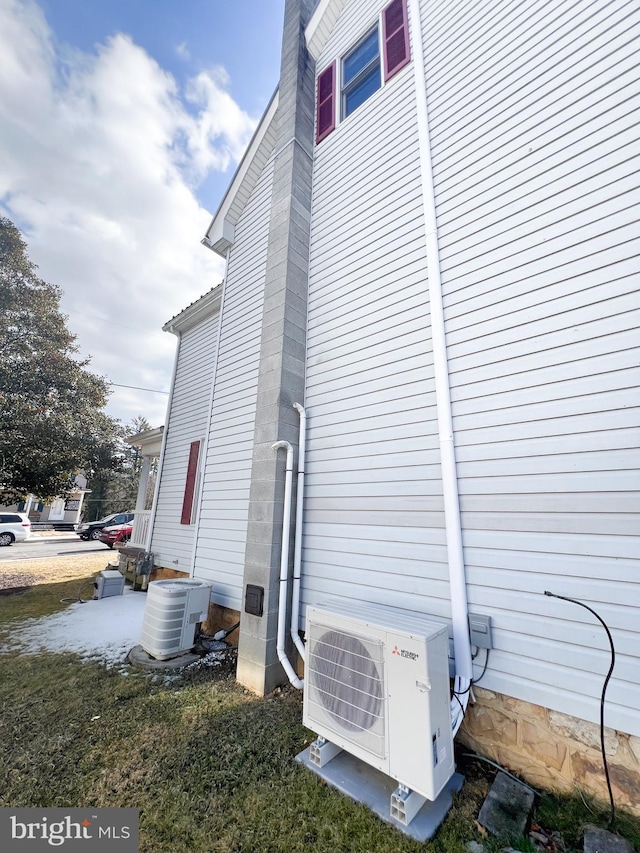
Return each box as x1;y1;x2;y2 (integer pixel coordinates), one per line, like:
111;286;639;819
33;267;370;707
151;313;219;570
302;0;639;739
424;0;640;735
304;1;450;618
192;155;275;609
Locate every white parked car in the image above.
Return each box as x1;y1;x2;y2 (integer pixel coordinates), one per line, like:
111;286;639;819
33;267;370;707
0;512;31;546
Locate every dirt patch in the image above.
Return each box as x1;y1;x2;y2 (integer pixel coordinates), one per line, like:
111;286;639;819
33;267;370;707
0;553;116;591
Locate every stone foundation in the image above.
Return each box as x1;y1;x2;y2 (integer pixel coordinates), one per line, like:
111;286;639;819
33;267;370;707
459;688;640;817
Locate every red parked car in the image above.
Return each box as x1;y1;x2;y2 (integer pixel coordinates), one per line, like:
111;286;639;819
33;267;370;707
98;523;133;548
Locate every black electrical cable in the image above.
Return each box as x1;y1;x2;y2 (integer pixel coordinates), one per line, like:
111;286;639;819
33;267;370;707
452;690;465;718
453;647;491;696
462;752;540;795
544;590;616;829
197;621;241;644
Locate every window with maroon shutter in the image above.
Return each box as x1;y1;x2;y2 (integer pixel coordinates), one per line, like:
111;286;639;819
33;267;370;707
382;0;410;81
342;28;381;118
316;62;336;143
180;440;201;525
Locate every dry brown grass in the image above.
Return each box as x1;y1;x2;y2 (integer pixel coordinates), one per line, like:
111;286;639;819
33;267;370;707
0;552;116;591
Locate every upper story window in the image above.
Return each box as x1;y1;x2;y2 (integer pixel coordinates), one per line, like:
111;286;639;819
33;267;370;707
316;0;411;144
342;28;381;118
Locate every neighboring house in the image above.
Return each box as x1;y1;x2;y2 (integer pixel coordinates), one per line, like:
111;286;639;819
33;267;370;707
1;474;90;528
146;0;639;814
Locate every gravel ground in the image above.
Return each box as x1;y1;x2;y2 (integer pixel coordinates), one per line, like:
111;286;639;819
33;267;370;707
0;552;117;591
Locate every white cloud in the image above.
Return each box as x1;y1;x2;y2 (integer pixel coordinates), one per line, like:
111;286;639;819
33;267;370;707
0;0;258;427
184;66;257;175
176;41;191;61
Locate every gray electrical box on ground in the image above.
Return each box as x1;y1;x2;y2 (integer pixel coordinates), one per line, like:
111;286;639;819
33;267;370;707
94;570;125;600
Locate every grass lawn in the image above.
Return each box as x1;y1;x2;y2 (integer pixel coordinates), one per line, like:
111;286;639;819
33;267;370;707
0;575;638;853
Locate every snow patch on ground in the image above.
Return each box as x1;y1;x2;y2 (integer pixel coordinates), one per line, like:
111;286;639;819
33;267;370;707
0;588;147;668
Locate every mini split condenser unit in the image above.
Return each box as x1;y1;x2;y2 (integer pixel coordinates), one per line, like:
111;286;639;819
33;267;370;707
140;579;211;660
303;600;455;809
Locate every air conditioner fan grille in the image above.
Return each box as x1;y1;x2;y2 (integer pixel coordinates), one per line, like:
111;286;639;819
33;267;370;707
309;628;384;735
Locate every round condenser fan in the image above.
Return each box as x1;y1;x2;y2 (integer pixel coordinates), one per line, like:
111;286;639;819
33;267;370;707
311;630;383;733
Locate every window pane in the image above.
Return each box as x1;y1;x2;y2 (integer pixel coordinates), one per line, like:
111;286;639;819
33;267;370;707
345;64;381;116
343;30;379;85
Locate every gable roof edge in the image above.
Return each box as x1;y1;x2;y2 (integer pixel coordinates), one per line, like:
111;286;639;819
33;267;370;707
305;0;349;59
163;284;223;335
202;89;279;257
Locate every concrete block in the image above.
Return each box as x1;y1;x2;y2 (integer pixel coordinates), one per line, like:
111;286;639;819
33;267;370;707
260;352;285;376
248;500;281;525
237;0;314;700
236;653;289;696
245;520;282;547
254;421;289;446
477;772;535;841
583;826;634;853
243;540;281;570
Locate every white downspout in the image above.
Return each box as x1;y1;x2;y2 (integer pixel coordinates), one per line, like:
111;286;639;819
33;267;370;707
408;0;473;734
291;402;307;661
274;440;303;688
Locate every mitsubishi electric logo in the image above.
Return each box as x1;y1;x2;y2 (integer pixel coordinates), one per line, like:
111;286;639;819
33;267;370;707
392;644;419;661
1;808;138;851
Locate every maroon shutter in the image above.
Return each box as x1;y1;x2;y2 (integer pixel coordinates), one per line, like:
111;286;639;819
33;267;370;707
383;0;410;81
316;62;336;143
180;440;200;525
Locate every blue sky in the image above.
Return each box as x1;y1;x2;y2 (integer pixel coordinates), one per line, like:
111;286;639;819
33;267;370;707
0;0;286;427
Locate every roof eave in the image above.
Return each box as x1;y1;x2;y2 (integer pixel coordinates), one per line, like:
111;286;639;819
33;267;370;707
305;0;349;59
202;89;280;258
163;284;223;335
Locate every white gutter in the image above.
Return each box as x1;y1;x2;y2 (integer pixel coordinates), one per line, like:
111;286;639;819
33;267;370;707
145;332;181;553
291;403;307;661
273;440;303;689
408;0;472;734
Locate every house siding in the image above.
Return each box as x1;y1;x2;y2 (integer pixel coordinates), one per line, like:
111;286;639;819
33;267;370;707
150;312;220;571
302;0;640;740
425;0;640;736
193;154;276;609
303;0;451;618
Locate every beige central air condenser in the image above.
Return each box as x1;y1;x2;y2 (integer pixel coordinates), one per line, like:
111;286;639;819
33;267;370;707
140;579;211;660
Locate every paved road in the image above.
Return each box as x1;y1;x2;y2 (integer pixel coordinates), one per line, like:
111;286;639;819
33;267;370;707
0;534;110;562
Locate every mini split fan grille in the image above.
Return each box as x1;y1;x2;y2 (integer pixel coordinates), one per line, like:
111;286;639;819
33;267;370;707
308;624;386;757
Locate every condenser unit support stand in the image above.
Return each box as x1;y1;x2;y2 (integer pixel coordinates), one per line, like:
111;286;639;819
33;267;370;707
296;744;464;842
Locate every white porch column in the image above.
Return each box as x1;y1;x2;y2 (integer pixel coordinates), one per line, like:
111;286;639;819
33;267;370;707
135;456;152;511
73;492;87;524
